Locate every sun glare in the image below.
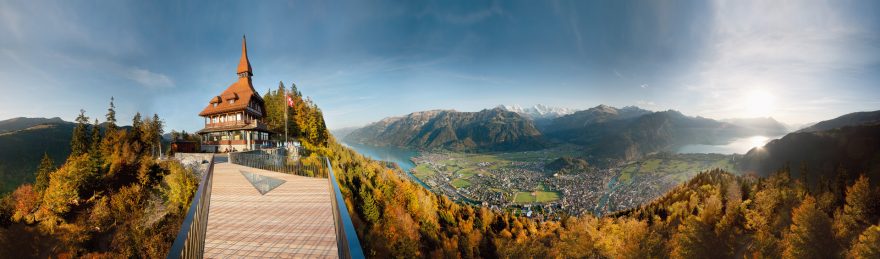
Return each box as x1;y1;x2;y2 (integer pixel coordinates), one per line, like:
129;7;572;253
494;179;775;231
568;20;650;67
744;90;775;117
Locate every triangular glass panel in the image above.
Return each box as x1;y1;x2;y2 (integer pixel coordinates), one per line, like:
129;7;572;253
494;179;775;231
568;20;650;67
240;170;286;195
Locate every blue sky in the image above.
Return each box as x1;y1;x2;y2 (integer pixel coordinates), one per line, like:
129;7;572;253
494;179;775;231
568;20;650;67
0;0;878;131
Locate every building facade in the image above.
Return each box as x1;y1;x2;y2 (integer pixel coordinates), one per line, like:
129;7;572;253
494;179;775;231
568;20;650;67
197;36;273;152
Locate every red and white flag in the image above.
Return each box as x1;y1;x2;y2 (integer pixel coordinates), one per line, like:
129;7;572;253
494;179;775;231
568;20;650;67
287;95;295;107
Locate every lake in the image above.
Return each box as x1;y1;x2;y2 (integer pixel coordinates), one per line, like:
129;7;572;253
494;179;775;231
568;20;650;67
342;142;428;188
676;135;781;154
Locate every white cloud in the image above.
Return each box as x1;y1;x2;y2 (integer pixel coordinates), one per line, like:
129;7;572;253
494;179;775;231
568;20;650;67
126;68;174;89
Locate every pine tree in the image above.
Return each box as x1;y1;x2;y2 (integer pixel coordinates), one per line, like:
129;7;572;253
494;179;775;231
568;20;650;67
70;109;91;156
106;97;117;130
34;153;55;193
90;118;102;154
152;114;164;157
131;112;142;142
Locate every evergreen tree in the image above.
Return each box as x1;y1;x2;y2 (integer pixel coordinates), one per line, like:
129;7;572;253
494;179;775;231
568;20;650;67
70;109;91;156
106;97;117;130
33;153;55;193
90;119;102;154
131;112;142;142
152;114;164;156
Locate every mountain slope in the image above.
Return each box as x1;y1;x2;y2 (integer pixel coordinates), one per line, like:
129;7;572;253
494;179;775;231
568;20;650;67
543;104;652;133
739;123;880;183
344;108;545;151
0;122;73;194
797;110;880;133
0;117;66;133
546;109;748;160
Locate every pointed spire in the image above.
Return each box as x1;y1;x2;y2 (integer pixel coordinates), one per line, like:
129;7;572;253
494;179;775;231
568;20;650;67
237;35;253;77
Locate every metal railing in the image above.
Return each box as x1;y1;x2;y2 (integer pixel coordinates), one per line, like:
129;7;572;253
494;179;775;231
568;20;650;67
228;148;327;178
326;157;366;259
167;154;215;259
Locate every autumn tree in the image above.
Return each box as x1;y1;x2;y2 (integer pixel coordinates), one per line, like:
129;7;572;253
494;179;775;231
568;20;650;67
10;184;39;223
848;225;880;258
671;190;727;258
783;195;836;259
834;175;879;248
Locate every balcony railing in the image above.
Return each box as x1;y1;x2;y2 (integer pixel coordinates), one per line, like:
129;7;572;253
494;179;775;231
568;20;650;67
166;154;215;259
326;157;366;259
228;148;327;178
204;120;253;128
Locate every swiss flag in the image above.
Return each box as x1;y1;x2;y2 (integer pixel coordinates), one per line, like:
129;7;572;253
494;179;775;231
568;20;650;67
287;95;295;107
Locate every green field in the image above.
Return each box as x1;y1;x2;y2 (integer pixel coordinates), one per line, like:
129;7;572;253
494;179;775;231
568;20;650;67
617;154;738;184
451;178;471;188
514;191;561;203
412;164;435;179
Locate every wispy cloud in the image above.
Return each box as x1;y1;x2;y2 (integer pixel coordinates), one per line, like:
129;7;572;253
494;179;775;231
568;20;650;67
424;1;504;25
126;68;174;89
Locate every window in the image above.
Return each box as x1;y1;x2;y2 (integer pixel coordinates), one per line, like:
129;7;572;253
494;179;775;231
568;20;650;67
237;113;242;121
229;99;235;104
213;103;218;107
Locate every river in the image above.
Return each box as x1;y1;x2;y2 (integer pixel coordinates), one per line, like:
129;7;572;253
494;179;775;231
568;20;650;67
342;142;430;189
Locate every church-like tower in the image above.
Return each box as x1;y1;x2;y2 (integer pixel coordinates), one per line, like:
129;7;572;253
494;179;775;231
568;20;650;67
197;36;273;152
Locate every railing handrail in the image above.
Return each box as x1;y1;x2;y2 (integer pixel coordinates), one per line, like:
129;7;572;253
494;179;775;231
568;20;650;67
326;157;366;259
167;154;216;259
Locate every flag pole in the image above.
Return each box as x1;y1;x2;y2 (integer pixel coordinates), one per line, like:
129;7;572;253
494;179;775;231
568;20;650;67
284;86;288;150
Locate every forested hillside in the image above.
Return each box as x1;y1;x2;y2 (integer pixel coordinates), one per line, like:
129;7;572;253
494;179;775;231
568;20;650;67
739;124;880;185
0;122;72;194
0;101;198;257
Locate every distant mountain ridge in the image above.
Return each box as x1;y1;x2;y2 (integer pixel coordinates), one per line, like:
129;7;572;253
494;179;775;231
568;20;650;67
498;104;576;120
739;110;880;184
739;110;880;181
346;104;794;161
0;117;68;133
344;108;545;151
797;110;880;133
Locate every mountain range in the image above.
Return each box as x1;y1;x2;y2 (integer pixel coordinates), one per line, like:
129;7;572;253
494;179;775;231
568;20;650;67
343;108;545;151
344;104;791;160
497;104;576;120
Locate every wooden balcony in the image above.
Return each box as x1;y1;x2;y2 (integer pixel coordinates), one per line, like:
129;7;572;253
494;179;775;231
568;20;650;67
202;139;272;146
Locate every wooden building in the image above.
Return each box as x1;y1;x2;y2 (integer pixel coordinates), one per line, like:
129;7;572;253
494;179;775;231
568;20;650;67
197;36;273;152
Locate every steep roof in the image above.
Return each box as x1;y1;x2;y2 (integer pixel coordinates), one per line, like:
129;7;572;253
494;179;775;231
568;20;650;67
199;36;264;117
237;36;252;76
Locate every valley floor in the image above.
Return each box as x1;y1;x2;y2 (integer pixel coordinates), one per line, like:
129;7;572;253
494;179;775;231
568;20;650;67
409;148;738;218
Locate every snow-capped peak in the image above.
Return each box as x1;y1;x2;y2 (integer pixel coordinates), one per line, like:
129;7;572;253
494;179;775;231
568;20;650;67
498;104;576;119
